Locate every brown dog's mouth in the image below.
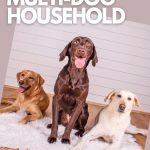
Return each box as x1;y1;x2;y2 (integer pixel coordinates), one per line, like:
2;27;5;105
18;85;31;93
74;56;86;69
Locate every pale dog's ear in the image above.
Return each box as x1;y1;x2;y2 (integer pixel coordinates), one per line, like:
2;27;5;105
104;90;116;102
134;96;141;107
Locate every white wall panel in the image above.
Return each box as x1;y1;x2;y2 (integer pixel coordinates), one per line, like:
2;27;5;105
5;21;150;112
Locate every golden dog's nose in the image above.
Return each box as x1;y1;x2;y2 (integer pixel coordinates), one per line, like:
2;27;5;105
19;80;24;85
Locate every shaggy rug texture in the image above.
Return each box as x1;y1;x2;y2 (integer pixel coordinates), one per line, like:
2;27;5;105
0;112;143;150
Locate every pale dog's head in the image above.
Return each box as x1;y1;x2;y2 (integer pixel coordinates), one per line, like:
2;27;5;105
104;90;140;113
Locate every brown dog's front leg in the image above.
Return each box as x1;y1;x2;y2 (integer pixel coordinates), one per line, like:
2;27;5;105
61;101;84;144
48;95;60;143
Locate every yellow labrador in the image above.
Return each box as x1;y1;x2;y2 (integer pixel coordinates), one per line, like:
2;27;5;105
0;70;49;124
72;90;141;150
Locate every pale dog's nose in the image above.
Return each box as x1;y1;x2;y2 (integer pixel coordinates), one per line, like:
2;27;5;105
119;104;126;111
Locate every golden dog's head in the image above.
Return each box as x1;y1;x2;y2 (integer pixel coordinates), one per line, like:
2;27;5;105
16;70;44;94
104;90;140;113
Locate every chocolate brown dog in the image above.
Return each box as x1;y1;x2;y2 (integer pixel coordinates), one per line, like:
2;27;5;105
47;37;98;144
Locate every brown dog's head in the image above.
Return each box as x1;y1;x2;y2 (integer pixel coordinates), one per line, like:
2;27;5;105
16;70;44;94
59;36;98;69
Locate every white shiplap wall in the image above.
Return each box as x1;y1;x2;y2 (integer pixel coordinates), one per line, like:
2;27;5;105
5;21;150;112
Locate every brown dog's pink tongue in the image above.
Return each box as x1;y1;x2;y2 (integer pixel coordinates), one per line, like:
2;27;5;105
18;87;25;93
75;57;86;69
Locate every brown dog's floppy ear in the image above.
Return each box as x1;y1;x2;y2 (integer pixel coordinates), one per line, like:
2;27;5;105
59;42;71;61
134;96;141;107
91;45;98;67
37;74;45;86
104;90;116;102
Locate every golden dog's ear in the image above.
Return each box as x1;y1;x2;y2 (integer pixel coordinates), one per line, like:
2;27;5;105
91;45;98;67
104;90;116;102
59;42;71;61
37;74;45;86
16;72;21;80
134;96;141;107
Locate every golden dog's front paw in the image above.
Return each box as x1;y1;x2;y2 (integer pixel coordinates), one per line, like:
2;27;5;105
0;109;4;113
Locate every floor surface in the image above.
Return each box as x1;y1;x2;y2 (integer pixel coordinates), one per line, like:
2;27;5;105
1;86;150;149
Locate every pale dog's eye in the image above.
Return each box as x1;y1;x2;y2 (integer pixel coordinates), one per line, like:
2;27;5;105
128;97;132;101
117;94;122;98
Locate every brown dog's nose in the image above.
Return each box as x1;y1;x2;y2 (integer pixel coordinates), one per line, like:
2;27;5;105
78;49;85;55
19;80;24;85
119;104;126;111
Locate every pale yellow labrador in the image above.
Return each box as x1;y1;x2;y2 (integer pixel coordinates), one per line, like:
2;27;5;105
72;90;142;150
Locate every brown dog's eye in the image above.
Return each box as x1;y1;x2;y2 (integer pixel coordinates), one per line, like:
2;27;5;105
128;97;132;101
29;77;34;80
117;94;121;98
74;40;79;45
86;45;91;49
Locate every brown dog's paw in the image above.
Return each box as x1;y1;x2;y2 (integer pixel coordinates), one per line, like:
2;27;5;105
75;130;84;137
47;137;57;143
61;138;70;144
47;124;52;129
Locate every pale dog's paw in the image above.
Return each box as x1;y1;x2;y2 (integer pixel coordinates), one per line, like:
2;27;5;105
127;124;148;136
18;119;28;124
140;129;148;136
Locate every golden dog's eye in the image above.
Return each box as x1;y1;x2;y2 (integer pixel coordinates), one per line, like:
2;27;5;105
117;94;121;98
128;97;132;101
21;74;25;77
29;77;34;80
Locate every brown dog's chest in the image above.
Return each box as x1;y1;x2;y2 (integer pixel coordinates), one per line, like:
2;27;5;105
59;85;84;113
60;84;82;96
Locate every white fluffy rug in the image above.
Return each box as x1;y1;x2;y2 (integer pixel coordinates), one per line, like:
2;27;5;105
0;112;142;150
